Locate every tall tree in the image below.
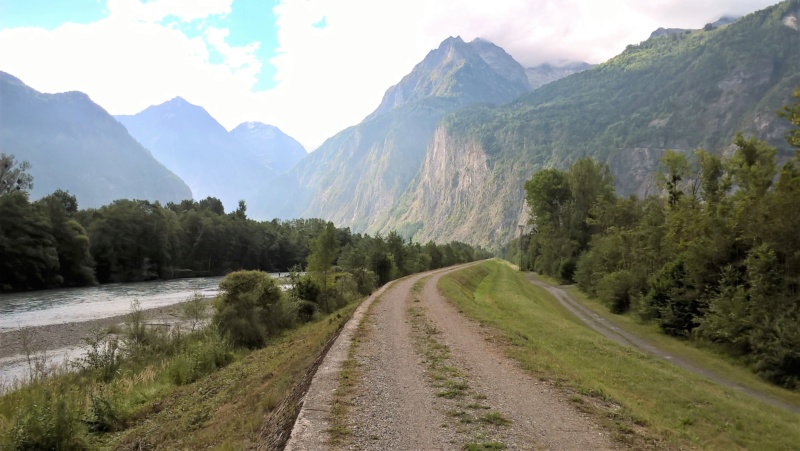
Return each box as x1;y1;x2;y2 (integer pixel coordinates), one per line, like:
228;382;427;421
307;221;339;308
0;153;34;196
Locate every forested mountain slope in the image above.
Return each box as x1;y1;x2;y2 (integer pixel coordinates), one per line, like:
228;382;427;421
383;0;800;248
255;36;530;228
0;72;191;207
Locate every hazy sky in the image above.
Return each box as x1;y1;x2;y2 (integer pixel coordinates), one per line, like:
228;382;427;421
0;0;780;150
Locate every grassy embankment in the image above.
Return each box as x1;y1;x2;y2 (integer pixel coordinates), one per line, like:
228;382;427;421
0;300;358;450
439;259;800;449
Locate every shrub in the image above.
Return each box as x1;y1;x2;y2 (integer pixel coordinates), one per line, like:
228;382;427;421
214;270;287;348
168;327;233;385
558;258;577;283
596;270;637;313
85;384;126;433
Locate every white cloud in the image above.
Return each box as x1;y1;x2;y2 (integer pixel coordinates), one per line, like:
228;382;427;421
0;0;781;151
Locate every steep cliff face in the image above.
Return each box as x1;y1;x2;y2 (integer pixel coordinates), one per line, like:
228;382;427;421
256;36;530;226
380;0;800;248
383;126;529;248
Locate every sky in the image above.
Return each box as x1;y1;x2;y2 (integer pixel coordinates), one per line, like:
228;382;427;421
0;0;781;151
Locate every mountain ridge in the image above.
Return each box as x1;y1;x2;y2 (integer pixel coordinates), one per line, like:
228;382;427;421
0;72;192;208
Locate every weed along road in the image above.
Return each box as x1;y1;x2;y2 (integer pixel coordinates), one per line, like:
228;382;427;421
285;264;613;450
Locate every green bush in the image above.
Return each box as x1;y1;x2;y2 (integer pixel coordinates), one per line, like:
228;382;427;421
85;384;126;433
214;270;291;348
4;384;86;450
558;258;577;283
596;270;637;313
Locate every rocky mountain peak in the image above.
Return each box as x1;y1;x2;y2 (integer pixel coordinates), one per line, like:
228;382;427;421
468;38;530;90
368;36;529;118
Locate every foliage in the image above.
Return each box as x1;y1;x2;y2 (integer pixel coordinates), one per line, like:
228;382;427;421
0;153;33;196
514;92;800;386
214;270;292;348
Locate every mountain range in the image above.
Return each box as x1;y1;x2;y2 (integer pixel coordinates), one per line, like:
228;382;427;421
0;71;191;208
258;0;800;248
115;98;305;212
3;0;798;251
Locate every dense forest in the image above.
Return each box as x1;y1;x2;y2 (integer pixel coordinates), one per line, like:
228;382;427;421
0;158;487;292
508;90;800;387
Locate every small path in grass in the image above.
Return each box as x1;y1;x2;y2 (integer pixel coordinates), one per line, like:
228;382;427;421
525;273;800;415
286;264;615;450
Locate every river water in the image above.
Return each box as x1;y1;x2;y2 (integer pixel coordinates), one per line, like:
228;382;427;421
0;276;225;332
0;274;294;388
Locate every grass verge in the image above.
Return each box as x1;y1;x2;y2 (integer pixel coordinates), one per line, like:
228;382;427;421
556;280;800;409
0;302;358;450
439;259;800;450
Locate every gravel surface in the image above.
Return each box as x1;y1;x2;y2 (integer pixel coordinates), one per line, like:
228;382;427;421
288;265;617;450
0;303;192;360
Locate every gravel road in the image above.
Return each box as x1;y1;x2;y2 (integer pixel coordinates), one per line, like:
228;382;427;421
287;265;615;450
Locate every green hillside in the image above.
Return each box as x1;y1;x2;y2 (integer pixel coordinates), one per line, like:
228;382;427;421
384;0;800;248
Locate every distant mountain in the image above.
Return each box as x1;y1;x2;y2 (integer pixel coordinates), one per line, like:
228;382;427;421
0;72;191;208
116;98;282;212
380;0;800;248
524;62;592;90
229;122;306;174
256;36;530;228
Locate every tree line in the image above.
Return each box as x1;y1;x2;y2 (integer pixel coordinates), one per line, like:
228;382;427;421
0;162;488;292
508;90;800;387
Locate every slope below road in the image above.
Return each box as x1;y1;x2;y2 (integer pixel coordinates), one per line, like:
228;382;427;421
525;274;800;415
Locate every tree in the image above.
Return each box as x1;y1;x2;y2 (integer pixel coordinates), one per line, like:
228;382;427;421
777;88;800;149
524;168;571;229
306;221;339;310
0;153;34;196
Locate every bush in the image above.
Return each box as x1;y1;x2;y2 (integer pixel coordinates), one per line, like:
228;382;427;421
558;258;577;283
168;327;233;385
295;276;320;302
85;384;126;433
596;270;637;313
296;300;318;322
214;270;289;348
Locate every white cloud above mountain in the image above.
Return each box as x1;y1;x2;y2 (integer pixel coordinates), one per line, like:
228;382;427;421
0;0;779;150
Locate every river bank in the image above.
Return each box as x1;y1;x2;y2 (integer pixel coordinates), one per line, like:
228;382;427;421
0;301;195;361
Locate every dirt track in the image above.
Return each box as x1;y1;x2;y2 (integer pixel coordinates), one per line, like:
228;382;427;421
286;265;614;450
526;274;800;415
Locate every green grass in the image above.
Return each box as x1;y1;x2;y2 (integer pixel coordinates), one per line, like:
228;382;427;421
105;303;358;449
439;259;800;450
558;280;800;409
0;302;359;450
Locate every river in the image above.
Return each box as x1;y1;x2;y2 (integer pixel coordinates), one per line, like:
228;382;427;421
0;274;293;389
0;276;225;332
